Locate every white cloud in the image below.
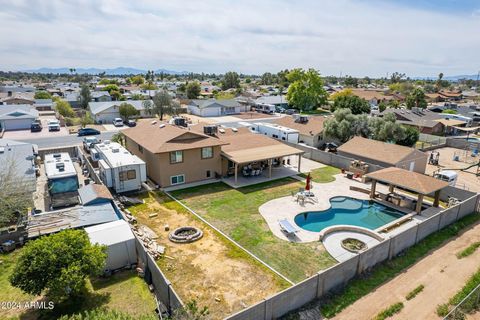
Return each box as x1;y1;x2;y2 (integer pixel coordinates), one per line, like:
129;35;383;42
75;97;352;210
0;0;478;77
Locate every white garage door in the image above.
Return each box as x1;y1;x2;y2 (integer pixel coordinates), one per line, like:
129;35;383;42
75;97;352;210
4;118;33;130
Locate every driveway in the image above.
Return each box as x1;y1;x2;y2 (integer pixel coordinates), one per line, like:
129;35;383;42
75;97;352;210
3;115;69;140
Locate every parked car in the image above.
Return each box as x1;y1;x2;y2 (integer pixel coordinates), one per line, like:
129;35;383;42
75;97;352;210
124;119;137;127
285;109;297;115
275;106;286;113
320;142;338;153
113;118;124;127
78;128;100;136
30;120;42;132
48;119;61;131
83;136;100;151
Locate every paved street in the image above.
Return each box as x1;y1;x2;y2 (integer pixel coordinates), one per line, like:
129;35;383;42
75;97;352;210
16;131;118;148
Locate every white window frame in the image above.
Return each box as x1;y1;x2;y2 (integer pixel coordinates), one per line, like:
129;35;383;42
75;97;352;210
170;174;185;185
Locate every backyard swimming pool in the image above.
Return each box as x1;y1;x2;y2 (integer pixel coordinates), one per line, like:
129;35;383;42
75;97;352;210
294;196;404;233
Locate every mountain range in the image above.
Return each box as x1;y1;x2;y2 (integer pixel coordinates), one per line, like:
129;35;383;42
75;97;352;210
22;67;189;75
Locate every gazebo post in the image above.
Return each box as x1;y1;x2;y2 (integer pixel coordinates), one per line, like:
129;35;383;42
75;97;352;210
433;190;441;207
370;180;377;199
234;163;238;185
389;184;394;193
416;194;424;213
269;159;272;178
297;154;302;173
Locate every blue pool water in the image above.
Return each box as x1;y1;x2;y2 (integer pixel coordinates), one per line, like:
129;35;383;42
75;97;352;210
294;196;404;232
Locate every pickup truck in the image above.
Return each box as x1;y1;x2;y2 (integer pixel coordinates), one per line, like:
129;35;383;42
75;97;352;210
83;136;100;152
48;119;61;131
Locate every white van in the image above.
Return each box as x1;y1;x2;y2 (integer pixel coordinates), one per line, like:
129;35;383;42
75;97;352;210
433;170;458;186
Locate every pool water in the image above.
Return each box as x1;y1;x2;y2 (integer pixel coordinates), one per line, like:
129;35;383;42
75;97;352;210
294;196;404;233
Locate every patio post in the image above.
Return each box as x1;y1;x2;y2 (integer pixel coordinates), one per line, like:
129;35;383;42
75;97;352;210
234;163;238;185
389;184;394;193
433;190;441;207
370;180;377;199
416;194;424;213
297;154;302;172
269;159;272;178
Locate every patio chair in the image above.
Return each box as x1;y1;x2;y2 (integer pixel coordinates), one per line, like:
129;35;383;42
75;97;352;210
278;219;299;237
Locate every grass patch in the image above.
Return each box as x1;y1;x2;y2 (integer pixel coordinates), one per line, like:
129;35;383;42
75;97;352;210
373;302;404;320
317;213;480;318
437;267;480;316
300;108;331;115
170;178;337;283
405;284;425;300
0;249;156;320
457;241;480;259
298;166;341;183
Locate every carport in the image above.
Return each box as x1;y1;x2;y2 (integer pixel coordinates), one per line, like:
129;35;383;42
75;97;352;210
366;167;449;213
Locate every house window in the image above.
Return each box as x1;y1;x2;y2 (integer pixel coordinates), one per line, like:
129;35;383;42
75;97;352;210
138;145;143;153
201;147;213;159
170;174;185;185
119;170;136;181
170;151;183;163
206;170;211;178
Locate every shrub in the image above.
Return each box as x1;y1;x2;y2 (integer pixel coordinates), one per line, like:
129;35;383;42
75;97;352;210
374;302;404;320
406;284;424;300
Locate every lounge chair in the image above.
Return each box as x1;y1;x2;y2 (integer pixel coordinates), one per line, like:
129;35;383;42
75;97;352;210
279;219;299;236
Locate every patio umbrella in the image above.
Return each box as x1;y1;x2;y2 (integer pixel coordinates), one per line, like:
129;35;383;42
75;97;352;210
305;173;311;191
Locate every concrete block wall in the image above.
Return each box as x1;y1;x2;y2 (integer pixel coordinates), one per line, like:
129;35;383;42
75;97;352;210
415;214;441;243
322;255;359;294
439;205;461;229
357;238;391;273
389;224;418;258
458;196;479;219
225;301;266;320
269;276;318;319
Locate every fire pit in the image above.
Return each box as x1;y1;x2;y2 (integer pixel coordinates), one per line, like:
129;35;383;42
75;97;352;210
169;226;203;243
341;238;367;253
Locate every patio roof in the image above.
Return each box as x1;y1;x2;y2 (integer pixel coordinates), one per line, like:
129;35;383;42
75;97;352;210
452;126;480;132
366;167;449;195
221;144;304;164
434;118;466;126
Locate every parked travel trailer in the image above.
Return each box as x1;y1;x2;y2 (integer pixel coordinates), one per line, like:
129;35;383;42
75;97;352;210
249;122;299;143
94;141;147;193
44;153;80;208
433;170;458;186
255;103;276;114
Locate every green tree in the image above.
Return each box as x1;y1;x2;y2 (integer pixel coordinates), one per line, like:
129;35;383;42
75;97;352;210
221;71;240;90
9;229;106;302
144;91;180;120
80;112;94;128
34;90;52;99
344;76;358;88
378;101;387;113
55;99;76;118
119;103;139;120
405;87;427;109
186;81;201;99
141;82;158;90
332;94;371;114
130;75;145;85
103;84;119;94
286;68;328;111
130;93;145;100
79;85;92;109
0;160;33;227
396;125;419;147
260;72;276;85
323;108;359;142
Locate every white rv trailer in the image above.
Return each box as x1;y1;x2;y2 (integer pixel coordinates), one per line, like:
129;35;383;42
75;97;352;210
249;122;299;144
255;103;276;114
94;141;146;193
44;152;80;208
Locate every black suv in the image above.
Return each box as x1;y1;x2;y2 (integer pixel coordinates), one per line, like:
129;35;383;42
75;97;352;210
77;128;101;136
30;120;43;132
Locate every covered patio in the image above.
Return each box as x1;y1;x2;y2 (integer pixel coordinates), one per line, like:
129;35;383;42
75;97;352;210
366;167;449;213
221;144;304;188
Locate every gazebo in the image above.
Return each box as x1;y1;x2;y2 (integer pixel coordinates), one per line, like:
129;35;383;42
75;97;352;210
366;167;449;213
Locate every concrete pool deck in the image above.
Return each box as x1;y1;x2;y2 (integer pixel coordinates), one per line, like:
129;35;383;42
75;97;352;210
323;231;381;262
259;174;393;243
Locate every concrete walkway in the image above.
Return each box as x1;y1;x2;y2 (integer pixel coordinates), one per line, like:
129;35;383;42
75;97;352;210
259;174;391;243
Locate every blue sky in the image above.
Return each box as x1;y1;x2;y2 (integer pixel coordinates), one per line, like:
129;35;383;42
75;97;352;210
0;0;478;77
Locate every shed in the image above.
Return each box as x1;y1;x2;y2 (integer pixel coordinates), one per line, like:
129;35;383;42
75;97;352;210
85;220;136;271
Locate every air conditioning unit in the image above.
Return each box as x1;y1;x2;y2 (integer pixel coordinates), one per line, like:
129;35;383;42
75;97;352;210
203;125;218;135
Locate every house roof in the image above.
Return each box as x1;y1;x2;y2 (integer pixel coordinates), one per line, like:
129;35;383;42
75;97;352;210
272;115;327;136
433;118;466;127
381;108;442;128
366;167;449;194
91;91;111;98
123;121;228;154
0;139;37;192
78;184;113;206
255;95;288;105
189;99;241;109
208;126;304;164
88;100;145;115
0;104;39;119
351;89;395;101
337;136;426;166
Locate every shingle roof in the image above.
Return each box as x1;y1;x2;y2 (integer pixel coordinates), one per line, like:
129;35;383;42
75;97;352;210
337;136;425;165
88;100;145;115
0;104;39;119
272;115;327;136
189;99;240;109
123;121;228;154
366;167;449;194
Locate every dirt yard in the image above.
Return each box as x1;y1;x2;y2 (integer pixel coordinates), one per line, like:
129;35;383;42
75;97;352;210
333;221;480;320
128;192;288;319
234;112;276;120
425;147;480;193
